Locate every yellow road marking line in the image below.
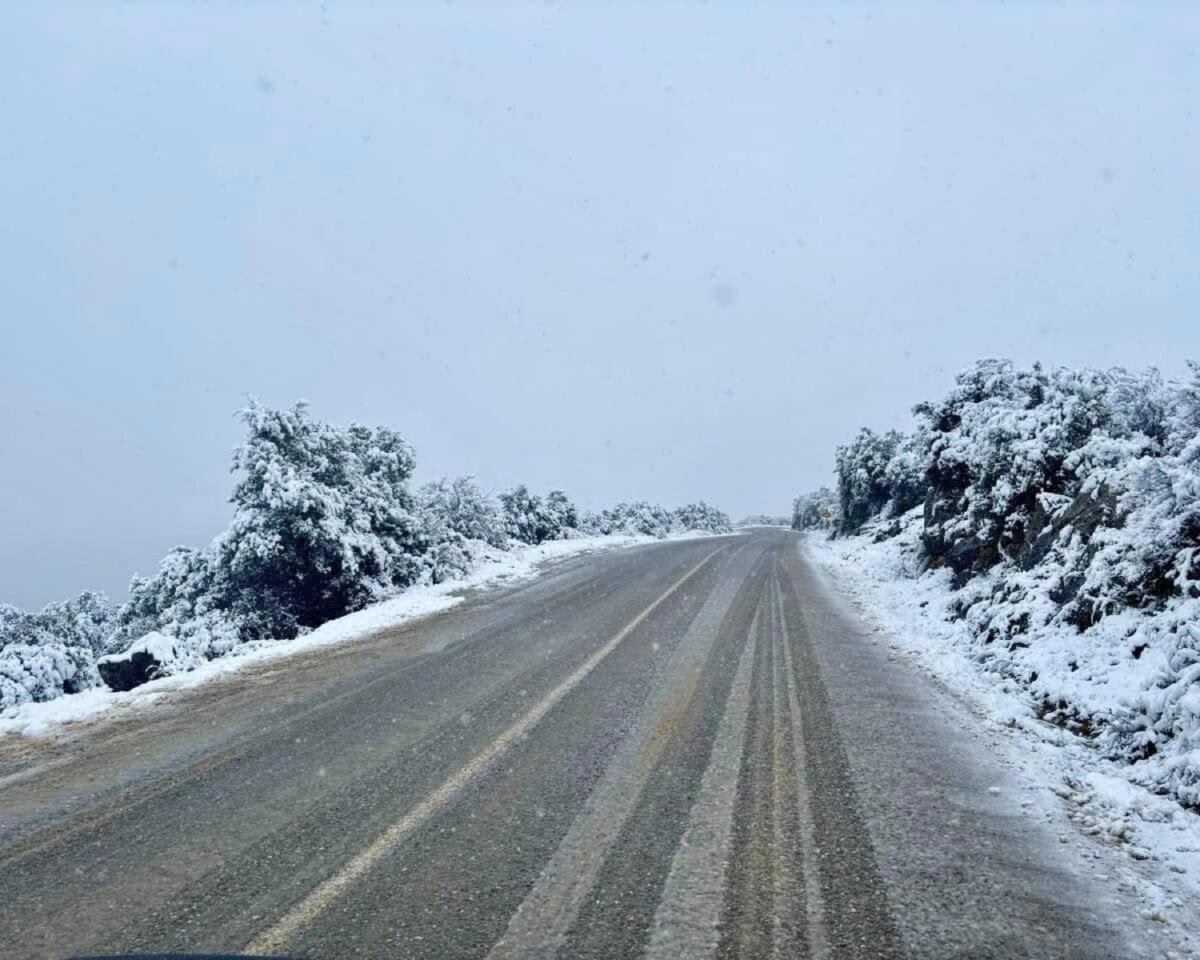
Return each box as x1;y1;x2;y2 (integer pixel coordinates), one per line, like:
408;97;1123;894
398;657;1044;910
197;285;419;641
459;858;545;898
245;544;728;956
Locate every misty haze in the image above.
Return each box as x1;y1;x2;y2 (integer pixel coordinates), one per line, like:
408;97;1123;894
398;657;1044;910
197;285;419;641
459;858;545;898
1;5;1197;960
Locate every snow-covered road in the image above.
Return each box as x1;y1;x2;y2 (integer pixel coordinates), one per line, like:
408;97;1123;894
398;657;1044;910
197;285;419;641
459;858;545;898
0;529;1190;958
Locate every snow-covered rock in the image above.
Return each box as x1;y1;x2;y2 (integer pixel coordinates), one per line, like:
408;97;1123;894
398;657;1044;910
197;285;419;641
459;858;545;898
96;632;181;692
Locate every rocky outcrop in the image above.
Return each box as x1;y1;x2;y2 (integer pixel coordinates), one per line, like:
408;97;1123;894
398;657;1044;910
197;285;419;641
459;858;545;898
1018;486;1119;571
922;484;1119;588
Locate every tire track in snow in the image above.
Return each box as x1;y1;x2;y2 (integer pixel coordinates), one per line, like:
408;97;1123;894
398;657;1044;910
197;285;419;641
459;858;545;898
245;544;730;957
485;543;751;960
641;605;758;960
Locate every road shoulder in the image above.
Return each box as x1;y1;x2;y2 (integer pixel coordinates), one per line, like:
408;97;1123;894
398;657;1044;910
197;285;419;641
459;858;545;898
791;534;1197;959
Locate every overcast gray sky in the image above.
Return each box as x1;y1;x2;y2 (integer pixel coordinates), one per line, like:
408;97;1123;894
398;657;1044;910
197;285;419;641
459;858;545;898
3;2;1198;608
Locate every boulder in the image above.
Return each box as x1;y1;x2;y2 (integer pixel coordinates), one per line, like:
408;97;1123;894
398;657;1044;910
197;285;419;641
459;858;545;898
96;632;179;692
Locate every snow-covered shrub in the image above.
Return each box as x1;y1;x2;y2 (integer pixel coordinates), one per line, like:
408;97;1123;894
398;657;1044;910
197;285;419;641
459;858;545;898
0;592;115;707
916;357;1196;631
109;400;448;664
824;359;1200;806
575;510;603;536
791;488;837;531
499;485;545;544
835;428;896;532
499;485;578;544
417;475;508;548
580;501;730;537
0;642;80;709
915;360;1168;581
738;514;791;527
885;431;927;517
109;546;233;652
544;489;580;536
1068;366;1200;622
834;428;925;535
216;400;440;637
673;502;732;533
592;501;677;538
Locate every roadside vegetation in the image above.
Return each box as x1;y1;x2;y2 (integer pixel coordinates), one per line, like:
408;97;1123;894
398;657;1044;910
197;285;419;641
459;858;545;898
735;514;792;527
0;401;730;709
794;358;1200;806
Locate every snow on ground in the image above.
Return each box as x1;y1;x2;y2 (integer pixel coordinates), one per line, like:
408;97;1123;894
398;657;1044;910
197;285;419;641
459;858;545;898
0;532;707;739
805;523;1200;947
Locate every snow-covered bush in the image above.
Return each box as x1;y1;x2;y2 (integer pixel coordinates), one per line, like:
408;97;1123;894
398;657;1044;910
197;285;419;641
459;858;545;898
817;359;1200;806
417;475;508;548
738;514;791;527
109;547;232;652
916;360;1158;582
579;500;730;537
672;501;732;534
791;488;837;531
834;428;925;535
0;592;115;707
499;485;544;544
590;501;677;538
499;485;578;545
1068;366;1200;622
544;489;580;536
0;642;81;710
215;400;443;638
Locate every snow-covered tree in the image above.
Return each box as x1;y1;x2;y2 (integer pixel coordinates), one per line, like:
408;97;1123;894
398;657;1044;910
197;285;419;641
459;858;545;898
544;489;580;536
673;502;732;533
834;428;925;534
418;475;507;548
791;488;837;531
499;485;578;544
217;400;438;636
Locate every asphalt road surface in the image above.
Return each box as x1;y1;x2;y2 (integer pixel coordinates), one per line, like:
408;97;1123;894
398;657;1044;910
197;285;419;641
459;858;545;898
0;529;1162;959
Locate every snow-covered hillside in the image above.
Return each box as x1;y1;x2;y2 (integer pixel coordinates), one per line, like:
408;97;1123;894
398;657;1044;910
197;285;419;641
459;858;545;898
807;516;1200;910
795;358;1200;810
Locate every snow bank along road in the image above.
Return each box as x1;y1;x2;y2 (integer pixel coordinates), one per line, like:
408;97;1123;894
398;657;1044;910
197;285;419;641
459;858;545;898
0;529;1174;959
